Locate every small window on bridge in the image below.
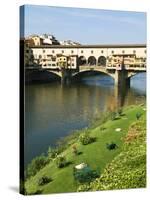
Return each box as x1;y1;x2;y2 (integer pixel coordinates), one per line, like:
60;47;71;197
71;50;74;54
122;50;125;54
91;50;94;54
81;50;84;53
101;50;104;53
133;50;136;54
52;50;55;54
62;50;64;53
145;50;146;54
52;57;56;61
43;50;45;53
111;50;114;54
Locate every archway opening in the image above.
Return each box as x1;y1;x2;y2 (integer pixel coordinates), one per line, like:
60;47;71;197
98;56;106;66
78;56;86;66
25;70;61;83
72;70;114;85
88;56;96;66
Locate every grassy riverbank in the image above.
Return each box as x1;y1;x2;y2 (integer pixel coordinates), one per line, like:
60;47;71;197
25;104;146;195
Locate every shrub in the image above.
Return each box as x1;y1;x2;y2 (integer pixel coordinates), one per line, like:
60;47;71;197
25;155;49;179
38;176;52;186
100;126;106;131
72;145;78;155
47;147;59;160
118;108;123;116
56;156;67;168
77;184;91;192
73;166;99;183
56;131;80;148
106;142;118;150
110;111;117;120
79;133;95;145
136;112;142;120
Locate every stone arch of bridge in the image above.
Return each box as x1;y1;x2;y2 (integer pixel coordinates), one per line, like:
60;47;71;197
45;70;62;78
72;69;115;80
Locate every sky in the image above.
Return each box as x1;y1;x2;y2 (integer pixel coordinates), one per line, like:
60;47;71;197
21;5;147;44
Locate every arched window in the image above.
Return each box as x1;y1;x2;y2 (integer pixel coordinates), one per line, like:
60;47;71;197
98;56;106;66
88;56;96;66
78;56;86;66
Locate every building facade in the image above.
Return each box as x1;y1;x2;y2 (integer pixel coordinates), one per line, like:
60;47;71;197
25;44;146;69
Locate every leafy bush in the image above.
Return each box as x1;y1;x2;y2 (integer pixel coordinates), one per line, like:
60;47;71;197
72;145;78;155
47;147;59;160
38;176;52;186
56;156;67;168
100;126;106;131
73;166;99;183
110;111;117;120
77;184;91;192
136;112;142;120
106;142;118;150
118;108;123;116
79;133;95;145
56;131;80;148
25;155;49;179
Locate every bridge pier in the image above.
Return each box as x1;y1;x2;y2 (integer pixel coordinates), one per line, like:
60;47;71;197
126;78;130;88
61;69;72;84
114;69;130;88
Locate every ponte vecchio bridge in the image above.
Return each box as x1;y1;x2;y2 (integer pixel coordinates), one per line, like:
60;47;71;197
25;44;146;87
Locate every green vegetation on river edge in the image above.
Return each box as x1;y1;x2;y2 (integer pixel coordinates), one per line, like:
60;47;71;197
24;104;146;195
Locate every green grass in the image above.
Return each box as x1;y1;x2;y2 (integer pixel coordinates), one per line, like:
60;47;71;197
78;108;146;191
25;104;146;195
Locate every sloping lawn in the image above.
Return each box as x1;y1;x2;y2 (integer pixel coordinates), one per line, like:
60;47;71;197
25;105;145;194
81;111;146;191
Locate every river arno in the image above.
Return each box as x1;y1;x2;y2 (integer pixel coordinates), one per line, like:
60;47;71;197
25;73;146;166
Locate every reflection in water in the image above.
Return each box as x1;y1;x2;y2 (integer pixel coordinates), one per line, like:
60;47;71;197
25;73;146;166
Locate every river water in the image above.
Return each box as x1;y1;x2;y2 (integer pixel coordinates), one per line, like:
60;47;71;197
25;73;146;166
